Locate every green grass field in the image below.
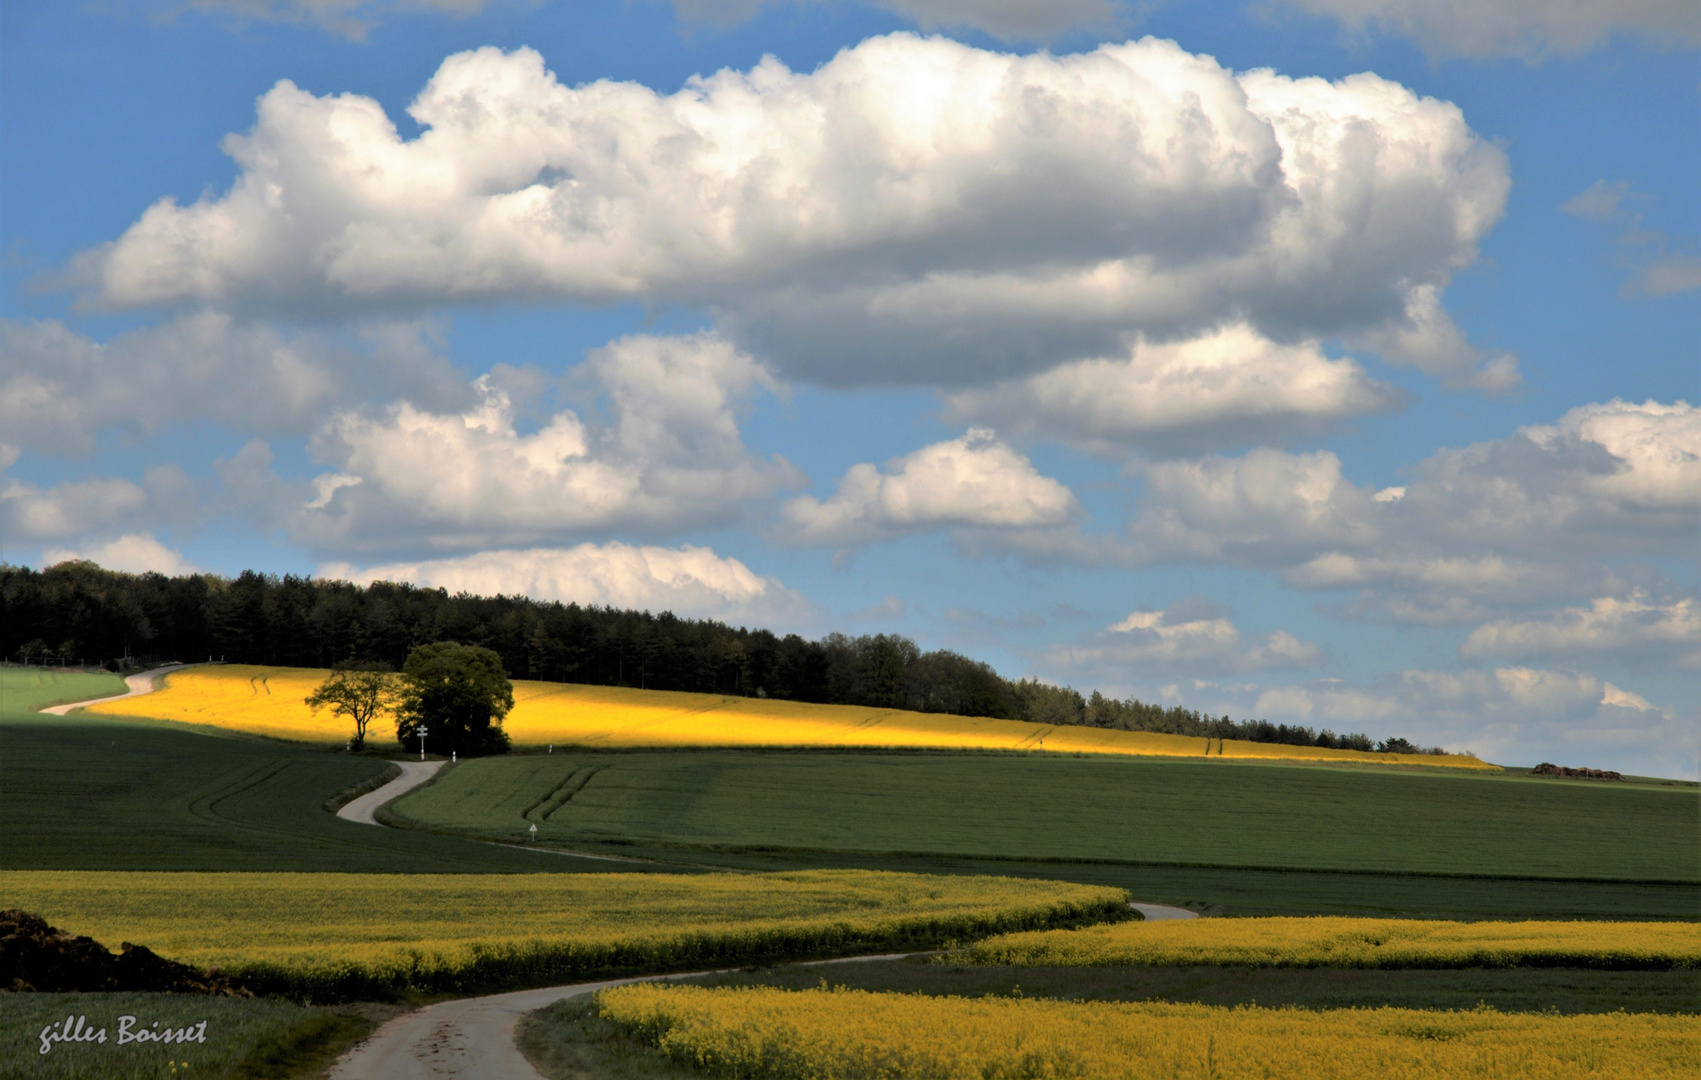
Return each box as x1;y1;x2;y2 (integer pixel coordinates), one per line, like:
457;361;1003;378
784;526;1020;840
392;751;1697;880
0;991;386;1080
0;670;645;874
389;751;1699;910
6;668;1697;920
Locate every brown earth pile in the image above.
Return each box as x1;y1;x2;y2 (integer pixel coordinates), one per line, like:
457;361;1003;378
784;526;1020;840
1531;762;1624;780
0;909;250;995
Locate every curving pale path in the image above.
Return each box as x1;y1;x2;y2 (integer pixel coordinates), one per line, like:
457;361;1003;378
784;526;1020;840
328;975;638;1080
329;956;912;1080
338;760;445;825
39;663;193;715
1131;902;1198;920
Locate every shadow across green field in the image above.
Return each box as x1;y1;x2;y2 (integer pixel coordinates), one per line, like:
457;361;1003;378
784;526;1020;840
0;672;664;875
683;956;1701;1015
388;749;1700;918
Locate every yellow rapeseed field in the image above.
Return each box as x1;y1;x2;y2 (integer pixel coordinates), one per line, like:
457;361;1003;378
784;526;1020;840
2;869;1124;997
81;664;1496;769
594;984;1699;1080
956;916;1701;969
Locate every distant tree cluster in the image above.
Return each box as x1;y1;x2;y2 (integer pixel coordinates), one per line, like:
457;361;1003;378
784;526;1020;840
1;561;1448;755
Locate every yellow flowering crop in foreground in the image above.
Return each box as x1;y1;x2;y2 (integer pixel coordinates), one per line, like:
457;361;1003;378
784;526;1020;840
595;984;1698;1080
2;869;1124;998
957;916;1701;970
83;664;1495;769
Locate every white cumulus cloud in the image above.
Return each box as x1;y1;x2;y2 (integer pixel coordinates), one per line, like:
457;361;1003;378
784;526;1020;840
1461;592;1701;670
0;313;470;456
1127;399;1698;606
2;462;197;543
1254;666;1687;777
296;333;797;551
943;323;1404;456
42;533;202;576
320;542;811;624
778;428;1078;547
71;35;1511;390
1044;598;1324;677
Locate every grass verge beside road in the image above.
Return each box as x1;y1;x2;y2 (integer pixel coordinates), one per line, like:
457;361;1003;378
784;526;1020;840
0;992;388;1080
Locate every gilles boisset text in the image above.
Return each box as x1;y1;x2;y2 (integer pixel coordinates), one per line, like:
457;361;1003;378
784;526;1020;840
39;1014;208;1054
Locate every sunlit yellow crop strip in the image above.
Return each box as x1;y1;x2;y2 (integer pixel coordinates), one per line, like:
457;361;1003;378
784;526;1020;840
80;664;1497;769
595;985;1699;1080
1;869;1125;998
955;915;1701;969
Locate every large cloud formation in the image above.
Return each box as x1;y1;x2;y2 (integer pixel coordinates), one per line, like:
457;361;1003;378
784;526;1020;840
1461;593;1700;671
297;333;796;551
1253;666;1684;777
320;541;811;624
0;314;468;456
1123;399;1699;623
73;34;1511;389
1;446;198;544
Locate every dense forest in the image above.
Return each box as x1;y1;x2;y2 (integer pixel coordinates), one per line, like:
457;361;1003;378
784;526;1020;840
1;561;1447;754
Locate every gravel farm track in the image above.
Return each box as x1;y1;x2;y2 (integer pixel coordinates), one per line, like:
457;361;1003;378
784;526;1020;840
39;672;1196;1079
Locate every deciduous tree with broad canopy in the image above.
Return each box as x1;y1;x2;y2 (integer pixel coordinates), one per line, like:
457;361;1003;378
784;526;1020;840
304;661;399;751
395;642;513;757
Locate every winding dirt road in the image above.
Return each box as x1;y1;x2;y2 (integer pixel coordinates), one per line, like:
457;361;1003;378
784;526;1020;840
39;663;192;715
338;761;445;825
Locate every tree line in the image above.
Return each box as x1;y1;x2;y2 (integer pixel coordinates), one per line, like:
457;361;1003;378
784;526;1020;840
0;560;1448;755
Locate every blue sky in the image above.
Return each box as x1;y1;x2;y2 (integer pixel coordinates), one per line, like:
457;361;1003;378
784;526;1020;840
3;0;1696;776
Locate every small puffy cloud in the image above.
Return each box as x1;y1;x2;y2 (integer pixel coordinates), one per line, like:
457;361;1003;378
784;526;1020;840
297;333;797;551
320;542;811;624
72;35;1510;390
778;429;1078;547
1562;180;1701;299
1639;256;1701;298
1254;666;1687;777
1461;592;1701;670
1;464;196;542
42;534;202;576
943;323;1404;456
0;314;469;457
1561;180;1631;221
1281;0;1699;58
1044;597;1323;677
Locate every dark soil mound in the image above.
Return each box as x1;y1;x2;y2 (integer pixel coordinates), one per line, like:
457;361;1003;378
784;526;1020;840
1532;762;1623;780
0;909;250;995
